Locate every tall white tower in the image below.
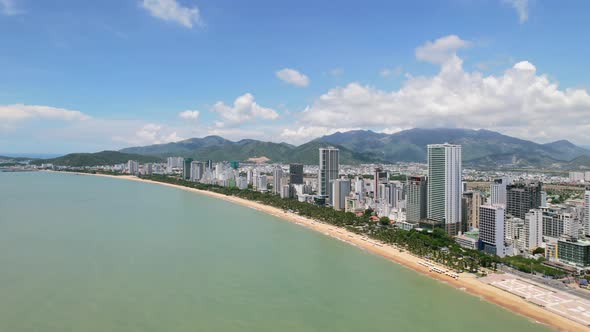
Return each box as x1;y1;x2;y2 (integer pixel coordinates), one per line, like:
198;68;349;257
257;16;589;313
319;147;340;202
427;144;462;235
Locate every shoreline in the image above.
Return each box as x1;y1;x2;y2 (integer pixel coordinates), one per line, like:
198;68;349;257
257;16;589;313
49;171;586;331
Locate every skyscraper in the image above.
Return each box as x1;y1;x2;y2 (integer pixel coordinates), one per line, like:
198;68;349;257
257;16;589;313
524;209;543;251
289;163;304;185
490;177;509;206
427;144;462;235
190;161;204;182
479;205;507;257
183;158;193;180
506;182;543;219
319;147;339;201
585;190;590;236
373;167;388;201
406;176;427;223
331;179;351;211
273;167;283;194
167;156;184;172
462;191;483;231
144;163;153;175
127;160;139;175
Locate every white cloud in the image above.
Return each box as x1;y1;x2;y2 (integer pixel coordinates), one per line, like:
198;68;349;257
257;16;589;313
415;35;469;64
114;123;183;146
280;125;360;144
504;0;529;23
211;93;278;126
296;34;590;144
0;0;21;16
276;68;310;87
141;0;203;28
178;109;200;120
0;104;90;122
380;66;403;78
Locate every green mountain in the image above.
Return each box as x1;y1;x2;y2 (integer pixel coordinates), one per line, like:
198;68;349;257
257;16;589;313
0;155;38;162
565;156;590;170
118;128;590;168
30;151;163;167
316;128;590;168
120;136;381;164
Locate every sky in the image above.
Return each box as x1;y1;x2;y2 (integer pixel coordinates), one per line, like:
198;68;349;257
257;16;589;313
1;0;590;154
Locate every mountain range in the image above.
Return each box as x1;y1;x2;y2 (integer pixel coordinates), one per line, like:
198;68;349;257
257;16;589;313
30;151;163;167
118;128;590;170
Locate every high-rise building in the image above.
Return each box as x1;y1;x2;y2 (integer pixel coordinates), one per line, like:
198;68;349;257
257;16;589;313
373;167;389;200
273;167;283;194
319;147;339;201
289;163;304;185
167;157;184;172
406;176;427;223
542;208;566;239
190;161;204;182
237;176;248;190
246;169;254;185
183;158;193;180
490;177;509;206
427;144;462;235
256;175;268;192
144;163;153;175
479;205;507;257
524;209;543;251
127;160;139;175
331;179;351;211
462;191;483;231
506;182;543;219
280;184;292;199
585;190;590;236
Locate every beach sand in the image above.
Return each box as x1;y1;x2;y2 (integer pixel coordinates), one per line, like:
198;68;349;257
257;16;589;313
61;172;587;332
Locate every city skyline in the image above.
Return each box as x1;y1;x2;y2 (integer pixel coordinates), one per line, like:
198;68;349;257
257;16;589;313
1;0;590;153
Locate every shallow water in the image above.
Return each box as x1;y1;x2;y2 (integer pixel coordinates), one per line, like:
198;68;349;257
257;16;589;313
0;172;550;332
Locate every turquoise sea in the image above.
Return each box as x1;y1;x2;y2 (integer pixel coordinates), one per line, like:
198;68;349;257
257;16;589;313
0;172;550;331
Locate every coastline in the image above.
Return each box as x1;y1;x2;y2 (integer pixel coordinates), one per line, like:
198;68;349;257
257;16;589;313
52;172;586;332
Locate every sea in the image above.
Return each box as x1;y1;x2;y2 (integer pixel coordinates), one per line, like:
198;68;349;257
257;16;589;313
0;171;551;332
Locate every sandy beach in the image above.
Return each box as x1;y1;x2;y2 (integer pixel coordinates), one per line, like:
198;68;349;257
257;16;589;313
61;172;587;332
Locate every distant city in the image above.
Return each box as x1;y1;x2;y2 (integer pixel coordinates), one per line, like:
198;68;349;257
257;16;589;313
7;143;590;273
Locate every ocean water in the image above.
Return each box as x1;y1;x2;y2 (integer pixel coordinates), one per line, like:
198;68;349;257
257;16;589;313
0;172;550;332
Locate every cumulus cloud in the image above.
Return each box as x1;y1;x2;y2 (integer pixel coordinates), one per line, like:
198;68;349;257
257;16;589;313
415;35;469;65
0;0;21;16
280;125;360;144
0;104;90;122
504;0;529;23
276;68;310;87
141;0;203;28
294;35;590;144
178;109;200;120
211;93;278;126
114;123;183;146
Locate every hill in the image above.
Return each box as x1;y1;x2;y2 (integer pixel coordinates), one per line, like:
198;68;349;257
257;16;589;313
316;128;590;168
119;128;590;168
30;151;163;167
121;136;381;164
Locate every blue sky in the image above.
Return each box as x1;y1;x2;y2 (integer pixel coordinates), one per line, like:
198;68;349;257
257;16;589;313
1;0;590;154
